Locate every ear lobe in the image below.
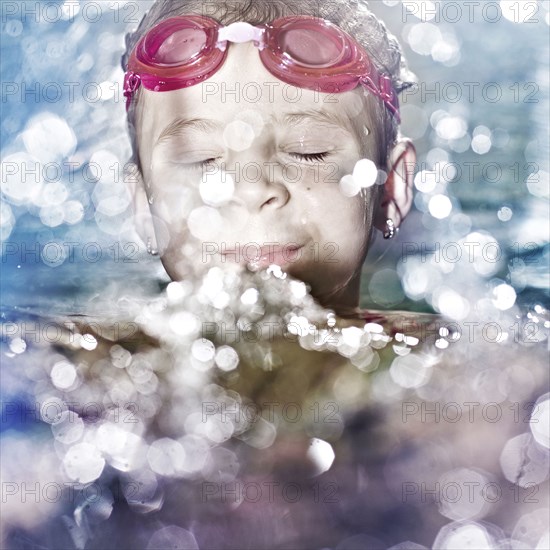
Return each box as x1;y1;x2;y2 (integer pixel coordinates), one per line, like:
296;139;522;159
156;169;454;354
375;139;416;233
124;163;158;251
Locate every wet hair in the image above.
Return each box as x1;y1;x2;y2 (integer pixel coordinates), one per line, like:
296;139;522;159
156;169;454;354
121;0;416;173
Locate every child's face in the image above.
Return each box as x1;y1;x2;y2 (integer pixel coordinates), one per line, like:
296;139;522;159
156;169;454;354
135;42;380;308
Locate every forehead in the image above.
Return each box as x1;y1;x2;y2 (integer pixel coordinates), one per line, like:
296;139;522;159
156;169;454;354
135;42;371;142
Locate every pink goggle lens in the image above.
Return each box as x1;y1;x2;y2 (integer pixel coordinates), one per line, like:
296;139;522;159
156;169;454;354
152;27;208;65
279;28;345;67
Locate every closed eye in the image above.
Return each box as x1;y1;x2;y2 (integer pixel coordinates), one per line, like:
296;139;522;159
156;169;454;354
195;158;219;167
289;152;330;162
172;158;219;170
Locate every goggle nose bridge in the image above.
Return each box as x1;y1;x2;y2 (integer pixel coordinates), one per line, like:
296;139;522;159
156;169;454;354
216;22;267;51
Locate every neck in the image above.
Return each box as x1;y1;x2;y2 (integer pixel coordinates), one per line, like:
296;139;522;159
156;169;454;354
314;273;362;319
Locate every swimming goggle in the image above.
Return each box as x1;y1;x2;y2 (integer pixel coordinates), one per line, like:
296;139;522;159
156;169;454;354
123;15;400;121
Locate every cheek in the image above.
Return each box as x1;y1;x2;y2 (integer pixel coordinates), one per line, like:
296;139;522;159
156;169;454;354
150;192;190;229
331;207;371;268
300;190;369;259
148;167;201;225
334;203;369;248
309;183;367;222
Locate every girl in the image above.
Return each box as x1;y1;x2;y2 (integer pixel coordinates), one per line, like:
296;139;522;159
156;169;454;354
122;0;417;317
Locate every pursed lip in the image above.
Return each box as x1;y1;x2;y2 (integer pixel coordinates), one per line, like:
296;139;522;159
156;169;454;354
220;243;305;269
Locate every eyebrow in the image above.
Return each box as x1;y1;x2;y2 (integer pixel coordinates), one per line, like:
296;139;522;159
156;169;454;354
156;118;223;145
155;108;356;146
276;109;354;133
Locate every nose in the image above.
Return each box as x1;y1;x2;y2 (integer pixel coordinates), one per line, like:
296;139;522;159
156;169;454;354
226;145;291;212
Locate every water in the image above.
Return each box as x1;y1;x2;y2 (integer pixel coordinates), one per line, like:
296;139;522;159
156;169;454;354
1;1;549;548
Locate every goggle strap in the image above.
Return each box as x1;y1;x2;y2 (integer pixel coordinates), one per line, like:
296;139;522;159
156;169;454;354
124;72;142;111
360;73;400;121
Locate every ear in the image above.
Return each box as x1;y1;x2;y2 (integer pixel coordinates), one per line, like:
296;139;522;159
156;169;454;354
374;139;416;233
124;163;159;251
